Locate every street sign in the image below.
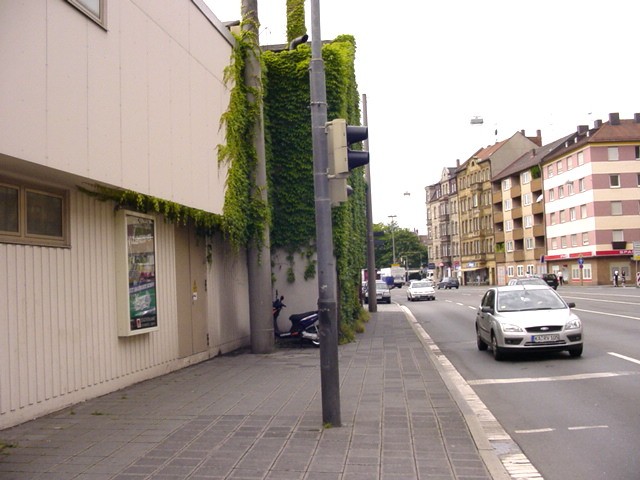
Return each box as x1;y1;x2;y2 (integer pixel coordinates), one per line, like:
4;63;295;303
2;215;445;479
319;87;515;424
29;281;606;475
578;257;584;265
633;241;640;261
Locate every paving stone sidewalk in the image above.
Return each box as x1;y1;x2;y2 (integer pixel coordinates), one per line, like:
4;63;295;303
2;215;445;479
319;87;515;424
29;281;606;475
0;304;502;479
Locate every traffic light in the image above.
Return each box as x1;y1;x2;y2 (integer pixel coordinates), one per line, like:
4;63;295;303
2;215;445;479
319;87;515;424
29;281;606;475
326;118;369;205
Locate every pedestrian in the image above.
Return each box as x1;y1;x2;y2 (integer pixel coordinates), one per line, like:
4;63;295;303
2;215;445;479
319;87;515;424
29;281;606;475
557;270;563;286
613;270;619;287
621;271;626;287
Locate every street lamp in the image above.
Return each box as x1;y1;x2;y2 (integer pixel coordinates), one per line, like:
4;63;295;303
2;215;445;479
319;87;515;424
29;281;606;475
388;215;397;264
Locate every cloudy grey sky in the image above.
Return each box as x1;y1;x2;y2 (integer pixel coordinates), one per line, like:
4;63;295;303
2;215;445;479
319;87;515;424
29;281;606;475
206;0;639;233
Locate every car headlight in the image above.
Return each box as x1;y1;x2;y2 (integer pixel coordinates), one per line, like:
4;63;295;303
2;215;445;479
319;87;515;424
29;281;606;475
501;323;525;333
565;318;582;330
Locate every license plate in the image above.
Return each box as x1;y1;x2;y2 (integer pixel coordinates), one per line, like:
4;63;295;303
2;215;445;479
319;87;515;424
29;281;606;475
532;334;559;343
376;294;383;299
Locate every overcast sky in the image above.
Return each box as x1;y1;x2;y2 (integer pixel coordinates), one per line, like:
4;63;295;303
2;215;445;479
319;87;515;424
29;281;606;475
205;1;639;234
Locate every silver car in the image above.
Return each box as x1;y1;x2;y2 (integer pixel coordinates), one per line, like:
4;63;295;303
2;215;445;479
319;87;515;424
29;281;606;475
364;281;391;304
475;285;583;360
406;280;436;301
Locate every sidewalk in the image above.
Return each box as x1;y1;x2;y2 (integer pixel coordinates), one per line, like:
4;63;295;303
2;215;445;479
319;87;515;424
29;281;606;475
0;305;506;480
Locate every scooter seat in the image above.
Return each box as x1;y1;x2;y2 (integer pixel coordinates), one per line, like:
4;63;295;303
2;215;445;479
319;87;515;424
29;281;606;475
289;311;317;323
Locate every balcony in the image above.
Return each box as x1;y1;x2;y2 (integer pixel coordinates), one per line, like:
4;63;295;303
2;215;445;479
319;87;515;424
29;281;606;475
495;231;505;243
534;247;545;260
492;190;502;205
495;252;505;263
440;233;451;242
531;177;542;192
514;250;525;262
532;202;544;215
510;184;521;198
512;229;524;241
612;241;628;250
511;206;523;219
533;224;545;237
494;210;503;223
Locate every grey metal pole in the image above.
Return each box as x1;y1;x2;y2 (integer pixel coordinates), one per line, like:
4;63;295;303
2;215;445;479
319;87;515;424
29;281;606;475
242;0;274;354
363;94;377;312
389;215;397;264
309;0;341;426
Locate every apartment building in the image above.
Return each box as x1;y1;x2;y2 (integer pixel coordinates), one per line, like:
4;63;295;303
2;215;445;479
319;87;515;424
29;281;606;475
456;131;541;285
1;1;251;429
492;136;570;284
541;113;640;285
425;167;459;281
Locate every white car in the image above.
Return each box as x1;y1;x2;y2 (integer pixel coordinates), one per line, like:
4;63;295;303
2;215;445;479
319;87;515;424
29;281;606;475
406;280;436;301
475;285;583;360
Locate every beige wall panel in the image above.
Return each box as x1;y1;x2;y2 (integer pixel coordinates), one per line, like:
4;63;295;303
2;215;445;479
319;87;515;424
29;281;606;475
170;43;193;201
148;26;174;197
87;2;123;186
46;0;88;174
138;0;190;50
189;5;230;84
120;3;150;193
0;3;47;163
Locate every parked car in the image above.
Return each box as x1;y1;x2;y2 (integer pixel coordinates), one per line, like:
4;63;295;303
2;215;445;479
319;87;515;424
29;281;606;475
475;285;583;361
536;273;559;290
437;276;459;289
363;281;392;304
406;280;436;301
507;277;550;287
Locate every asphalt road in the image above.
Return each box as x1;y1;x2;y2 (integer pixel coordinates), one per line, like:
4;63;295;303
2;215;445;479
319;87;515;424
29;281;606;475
394;284;640;480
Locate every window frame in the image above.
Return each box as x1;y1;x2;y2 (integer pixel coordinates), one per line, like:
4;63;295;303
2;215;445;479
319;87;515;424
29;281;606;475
66;0;107;29
0;177;70;248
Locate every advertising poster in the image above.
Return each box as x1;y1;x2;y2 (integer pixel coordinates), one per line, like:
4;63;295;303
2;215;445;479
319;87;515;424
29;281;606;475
126;214;157;331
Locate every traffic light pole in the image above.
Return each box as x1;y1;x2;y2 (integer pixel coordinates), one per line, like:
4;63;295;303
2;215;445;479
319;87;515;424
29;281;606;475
309;0;341;427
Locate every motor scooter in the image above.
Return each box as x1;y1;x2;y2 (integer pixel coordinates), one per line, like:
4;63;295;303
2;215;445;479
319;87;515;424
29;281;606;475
272;294;320;347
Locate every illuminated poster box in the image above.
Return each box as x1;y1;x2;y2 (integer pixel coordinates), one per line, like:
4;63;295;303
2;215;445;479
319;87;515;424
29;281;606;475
115;210;159;336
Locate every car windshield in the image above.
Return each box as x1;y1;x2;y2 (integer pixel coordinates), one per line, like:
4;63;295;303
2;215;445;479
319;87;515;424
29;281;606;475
411;282;429;288
496;289;565;312
376;282;388;290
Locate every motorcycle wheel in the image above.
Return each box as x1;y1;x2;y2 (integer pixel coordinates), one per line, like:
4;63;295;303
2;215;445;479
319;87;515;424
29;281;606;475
305;324;320;347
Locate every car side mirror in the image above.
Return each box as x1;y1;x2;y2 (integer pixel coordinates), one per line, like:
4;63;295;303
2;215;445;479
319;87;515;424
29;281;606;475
481;305;494;314
567;302;576;308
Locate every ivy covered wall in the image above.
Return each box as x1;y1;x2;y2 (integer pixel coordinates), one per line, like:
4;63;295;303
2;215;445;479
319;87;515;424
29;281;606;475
263;35;368;340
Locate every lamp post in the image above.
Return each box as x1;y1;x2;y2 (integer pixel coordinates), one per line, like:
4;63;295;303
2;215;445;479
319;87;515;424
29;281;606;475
388;215;397;264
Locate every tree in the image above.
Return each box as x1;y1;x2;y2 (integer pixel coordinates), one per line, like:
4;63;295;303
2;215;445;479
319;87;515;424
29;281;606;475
372;223;428;270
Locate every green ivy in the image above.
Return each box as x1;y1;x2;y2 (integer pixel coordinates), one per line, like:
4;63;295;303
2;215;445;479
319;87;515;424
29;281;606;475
264;35;367;339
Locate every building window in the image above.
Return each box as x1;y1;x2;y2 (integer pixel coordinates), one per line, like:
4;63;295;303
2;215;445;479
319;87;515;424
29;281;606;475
581;204;588;218
579;178;586;192
524;215;533;228
521;171;531;184
560;210;565;223
570;207;576;221
552;238;558;249
523;192;532;206
66;0;107;28
558;185;565;198
611;201;623;215
550;212;556;225
610;174;620;188
557;160;563;173
571;234;578;247
567;156;574;170
582;232;589;245
608;147;619;161
547;165;554;178
502;178;511;190
561;236;567;248
548;189;555;201
503;198;512;211
577;151;584;165
505;220;513;232
526;264;535;275
612;230;624;242
635;146;640;160
637;173;640;186
525;237;534;250
507;266;514;277
506;240;514;252
567;181;574;195
517;265;524;276
0;178;69;247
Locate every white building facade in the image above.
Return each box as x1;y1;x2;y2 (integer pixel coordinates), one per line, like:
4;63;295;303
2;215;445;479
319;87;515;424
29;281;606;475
0;1;252;429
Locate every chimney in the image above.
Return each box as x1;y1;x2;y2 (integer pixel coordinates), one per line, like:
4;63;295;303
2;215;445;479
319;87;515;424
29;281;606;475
594;119;602;128
456;159;460;167
577;125;589;135
609;112;620;125
634;113;640;123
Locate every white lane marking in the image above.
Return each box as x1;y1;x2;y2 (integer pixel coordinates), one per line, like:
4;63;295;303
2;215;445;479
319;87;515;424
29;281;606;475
608;351;640;365
568;425;608;431
562;295;640;306
572;308;640;321
516;425;609;434
468;371;637;386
